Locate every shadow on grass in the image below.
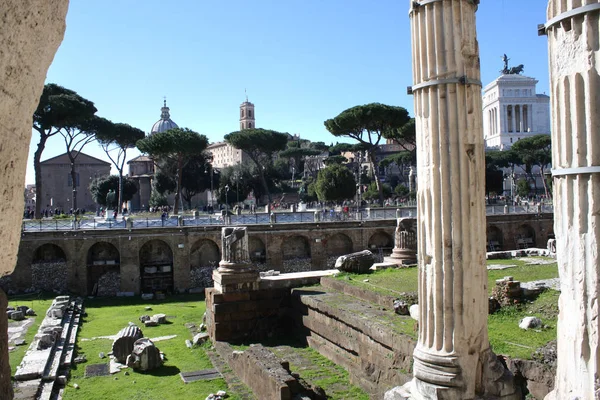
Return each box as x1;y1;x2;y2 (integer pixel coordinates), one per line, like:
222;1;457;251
138;365;180;377
84;293;206;308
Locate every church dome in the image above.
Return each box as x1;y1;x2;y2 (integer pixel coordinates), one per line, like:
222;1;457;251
151;99;178;134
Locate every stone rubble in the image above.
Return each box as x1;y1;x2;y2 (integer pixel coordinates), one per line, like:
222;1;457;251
31;262;68;293
335;250;375;273
96;271;120;297
126;338;163;371
519;317;543;330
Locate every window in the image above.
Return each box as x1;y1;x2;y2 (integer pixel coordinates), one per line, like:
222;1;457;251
249;110;252;118
241;109;245;118
249;123;253;128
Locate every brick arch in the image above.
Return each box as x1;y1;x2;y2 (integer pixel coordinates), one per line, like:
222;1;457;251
326;233;353;257
32;243;68;293
190;239;220;269
486;225;504;251
367;231;393;257
515;224;536;249
139;239;173;293
87;242;120;296
281;235;311;272
33;243;67;263
248;236;266;263
282;235;311;260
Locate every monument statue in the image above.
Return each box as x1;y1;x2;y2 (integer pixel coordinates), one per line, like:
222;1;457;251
501;53;510;74
500;54;524;75
105;189;116;208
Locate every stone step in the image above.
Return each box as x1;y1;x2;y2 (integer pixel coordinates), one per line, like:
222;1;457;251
320;276;398;309
292;286;416;399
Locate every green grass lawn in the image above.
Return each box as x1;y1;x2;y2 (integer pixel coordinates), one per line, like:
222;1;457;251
335;257;558;296
59;295;236;400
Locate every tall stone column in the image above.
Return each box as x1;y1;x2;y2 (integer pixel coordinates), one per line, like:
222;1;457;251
519;105;524;132
511;105;517;133
543;1;600;398
406;1;519;399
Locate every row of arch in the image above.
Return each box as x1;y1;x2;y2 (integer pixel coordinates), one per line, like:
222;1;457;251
31;231;395;294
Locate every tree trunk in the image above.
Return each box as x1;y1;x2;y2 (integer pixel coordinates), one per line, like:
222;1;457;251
174;156;183;214
540;167;549;199
0;288;14;400
117;149;126;215
33;135;47;219
118;172;123;215
258;168;271;207
368;151;384;206
67;152;77;211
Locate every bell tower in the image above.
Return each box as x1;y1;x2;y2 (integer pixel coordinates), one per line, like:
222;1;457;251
239;92;255;130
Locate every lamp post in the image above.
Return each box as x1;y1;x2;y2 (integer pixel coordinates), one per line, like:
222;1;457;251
205;164;214;210
225;185;230;215
291;166;295;188
234;172;239;205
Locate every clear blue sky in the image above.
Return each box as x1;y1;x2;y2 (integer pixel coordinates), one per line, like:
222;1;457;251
26;0;551;184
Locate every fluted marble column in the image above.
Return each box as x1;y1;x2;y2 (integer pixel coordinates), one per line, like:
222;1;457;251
544;1;600;399
407;1;519;399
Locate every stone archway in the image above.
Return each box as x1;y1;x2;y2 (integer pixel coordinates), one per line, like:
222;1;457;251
87;242;120;296
367;231;394;260
486;226;504;251
139;240;173;293
32;244;68;293
326;233;353;268
282;235;311;273
189;239;220;289
248;237;266;264
515;224;536;249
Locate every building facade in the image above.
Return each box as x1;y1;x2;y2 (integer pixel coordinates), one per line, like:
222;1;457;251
39;152;111;211
482;74;550;150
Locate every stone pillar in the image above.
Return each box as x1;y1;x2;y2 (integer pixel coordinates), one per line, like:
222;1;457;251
406;1;519;399
511;105;516;133
544;2;600;399
388;218;417;265
212;227;259;293
519;104;524;132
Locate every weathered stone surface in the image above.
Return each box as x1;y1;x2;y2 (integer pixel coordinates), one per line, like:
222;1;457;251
192;332;209;347
226;344;304;400
111;325;143;363
126;338;162;371
393;293;418;316
11;311;24;321
151;314;166;324
334;250;374;273
519;317;542;330
407;1;519;398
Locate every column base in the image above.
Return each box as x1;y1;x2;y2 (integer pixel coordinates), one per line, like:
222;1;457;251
401;347;521;400
386;248;418;266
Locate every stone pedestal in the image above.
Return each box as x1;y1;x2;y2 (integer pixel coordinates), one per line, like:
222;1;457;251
404;1;519;399
212;268;259;293
543;2;600;398
212;227;259;293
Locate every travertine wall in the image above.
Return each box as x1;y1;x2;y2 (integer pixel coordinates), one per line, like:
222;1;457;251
0;2;69;398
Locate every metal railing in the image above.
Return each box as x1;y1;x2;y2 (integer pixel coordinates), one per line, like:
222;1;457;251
21;204;553;232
